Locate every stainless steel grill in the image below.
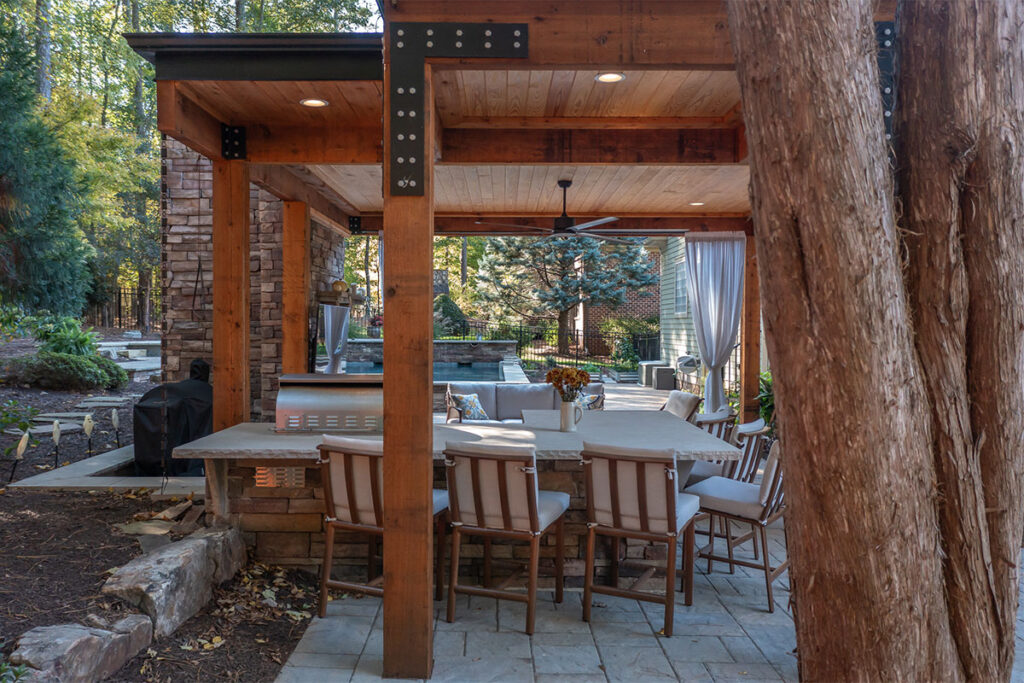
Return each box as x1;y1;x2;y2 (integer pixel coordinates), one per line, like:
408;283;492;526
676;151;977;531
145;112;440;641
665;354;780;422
275;373;383;433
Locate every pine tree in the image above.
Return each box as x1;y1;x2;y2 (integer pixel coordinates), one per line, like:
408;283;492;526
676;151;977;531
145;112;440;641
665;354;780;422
0;15;90;314
476;236;656;353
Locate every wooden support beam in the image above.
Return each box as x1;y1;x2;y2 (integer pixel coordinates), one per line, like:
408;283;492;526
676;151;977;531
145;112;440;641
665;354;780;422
354;215;752;235
250;165;352;235
211;160;251;431
739;236;761;424
246;125;382;164
281;201;311;375
157;81;222;160
441;129;738;165
443;115;740;130
381;63;435;680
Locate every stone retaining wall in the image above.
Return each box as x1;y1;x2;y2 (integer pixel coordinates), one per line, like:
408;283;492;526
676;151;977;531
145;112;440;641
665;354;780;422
230;459;658;587
344;339;518;364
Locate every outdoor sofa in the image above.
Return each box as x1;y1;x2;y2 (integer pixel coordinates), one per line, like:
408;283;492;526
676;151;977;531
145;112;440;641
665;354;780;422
445;381;605;423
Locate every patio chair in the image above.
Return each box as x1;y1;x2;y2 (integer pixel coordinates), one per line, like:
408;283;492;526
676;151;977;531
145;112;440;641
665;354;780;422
661;390;702;423
579;441;700;637
684;442;788;612
443;441;568;635
316;435;450;617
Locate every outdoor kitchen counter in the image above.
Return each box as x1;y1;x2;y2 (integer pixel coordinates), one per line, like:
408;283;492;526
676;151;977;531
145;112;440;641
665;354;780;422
176;411;740;527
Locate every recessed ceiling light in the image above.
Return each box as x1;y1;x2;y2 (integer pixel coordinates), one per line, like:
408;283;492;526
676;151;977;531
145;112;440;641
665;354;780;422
688;201;706;207
595;72;625;83
300;98;329;108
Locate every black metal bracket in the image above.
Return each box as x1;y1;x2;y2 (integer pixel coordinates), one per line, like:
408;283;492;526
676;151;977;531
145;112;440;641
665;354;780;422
221;124;246;160
388;22;529;196
348;215;362;233
875;21;895;145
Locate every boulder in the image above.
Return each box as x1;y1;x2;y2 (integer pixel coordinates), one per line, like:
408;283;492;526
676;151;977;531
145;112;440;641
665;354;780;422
102;528;245;637
10;617;151;683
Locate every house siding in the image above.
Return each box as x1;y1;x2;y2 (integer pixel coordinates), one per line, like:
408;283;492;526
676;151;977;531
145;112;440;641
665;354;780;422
658;237;699;367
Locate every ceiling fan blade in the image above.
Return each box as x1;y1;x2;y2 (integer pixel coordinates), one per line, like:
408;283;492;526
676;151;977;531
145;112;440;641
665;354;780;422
580;233;634;245
569;217;619;231
473;220;554;233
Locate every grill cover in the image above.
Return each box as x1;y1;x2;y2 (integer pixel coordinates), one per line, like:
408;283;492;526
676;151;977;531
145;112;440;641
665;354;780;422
132;359;211;476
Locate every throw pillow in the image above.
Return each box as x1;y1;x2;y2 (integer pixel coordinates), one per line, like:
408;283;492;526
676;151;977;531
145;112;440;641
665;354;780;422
451;393;489;420
576;393;602;410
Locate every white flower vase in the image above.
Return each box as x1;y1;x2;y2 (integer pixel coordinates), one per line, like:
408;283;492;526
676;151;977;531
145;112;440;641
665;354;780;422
560;400;583;433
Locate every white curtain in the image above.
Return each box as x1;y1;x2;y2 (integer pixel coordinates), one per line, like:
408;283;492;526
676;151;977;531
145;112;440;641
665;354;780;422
323;304;351;374
685;233;746;413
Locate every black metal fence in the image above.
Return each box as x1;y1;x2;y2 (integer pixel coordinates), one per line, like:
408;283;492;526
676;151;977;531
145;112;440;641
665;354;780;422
84;289;161;331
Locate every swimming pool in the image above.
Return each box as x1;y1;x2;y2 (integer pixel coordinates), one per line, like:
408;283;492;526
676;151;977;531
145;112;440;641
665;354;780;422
343;361;505;382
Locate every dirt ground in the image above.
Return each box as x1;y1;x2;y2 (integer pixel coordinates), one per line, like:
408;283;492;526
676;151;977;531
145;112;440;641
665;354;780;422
0;381;151;484
0;489;316;683
0;489;163;649
114;566;319;683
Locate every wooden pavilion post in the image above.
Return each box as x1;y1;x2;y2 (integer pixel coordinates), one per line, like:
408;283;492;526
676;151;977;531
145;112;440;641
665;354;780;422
381;53;436;678
281;201;311;374
739;234;761;423
211;159;251;430
210;159;250;526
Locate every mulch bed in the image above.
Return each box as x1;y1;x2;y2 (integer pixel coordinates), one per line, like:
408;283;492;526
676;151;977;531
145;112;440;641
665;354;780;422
0;381;151;484
114;566;318;683
0;488;316;683
0;489;162;651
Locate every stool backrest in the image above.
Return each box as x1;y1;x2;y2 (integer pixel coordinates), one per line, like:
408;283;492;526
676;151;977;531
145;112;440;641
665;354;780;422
581;442;679;536
727;427;769;483
443;442;540;533
757;441;785;522
317;436;384;528
695;409;736;442
662;390;702;423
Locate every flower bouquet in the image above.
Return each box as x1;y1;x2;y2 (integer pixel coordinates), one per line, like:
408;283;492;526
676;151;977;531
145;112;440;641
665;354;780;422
546;367;591;432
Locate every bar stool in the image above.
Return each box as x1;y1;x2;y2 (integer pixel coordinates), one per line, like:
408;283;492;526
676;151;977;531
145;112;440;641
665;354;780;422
443;441;568;635
316;435;449;617
579;441;700;637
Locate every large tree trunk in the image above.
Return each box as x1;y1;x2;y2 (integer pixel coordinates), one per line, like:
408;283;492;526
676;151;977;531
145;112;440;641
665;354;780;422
460;237;468;285
725;1;959;679
897;1;1024;679
34;0;51;99
556;309;572;356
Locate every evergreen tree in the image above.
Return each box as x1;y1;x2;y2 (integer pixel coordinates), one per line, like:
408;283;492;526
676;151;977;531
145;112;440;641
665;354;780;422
476;236;656;353
0;15;91;314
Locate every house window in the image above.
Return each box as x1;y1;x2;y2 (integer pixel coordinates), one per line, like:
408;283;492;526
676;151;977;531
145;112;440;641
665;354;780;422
674;260;688;315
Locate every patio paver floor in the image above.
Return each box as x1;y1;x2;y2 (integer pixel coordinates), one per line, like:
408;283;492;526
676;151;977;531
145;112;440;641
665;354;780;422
276;525;798;683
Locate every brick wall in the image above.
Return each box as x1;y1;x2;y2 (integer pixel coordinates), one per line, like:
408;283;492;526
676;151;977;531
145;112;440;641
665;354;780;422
161;138;346;422
231;458;643;586
574;249;661;355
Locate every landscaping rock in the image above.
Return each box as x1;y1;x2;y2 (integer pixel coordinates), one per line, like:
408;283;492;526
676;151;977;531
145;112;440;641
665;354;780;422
10;619;151;683
102;528;245;637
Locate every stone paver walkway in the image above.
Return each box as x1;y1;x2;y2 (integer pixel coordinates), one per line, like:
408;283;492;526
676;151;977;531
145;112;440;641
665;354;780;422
276;525;795;683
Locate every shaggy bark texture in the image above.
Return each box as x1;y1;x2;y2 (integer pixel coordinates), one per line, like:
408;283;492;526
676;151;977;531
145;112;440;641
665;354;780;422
897;1;1024;679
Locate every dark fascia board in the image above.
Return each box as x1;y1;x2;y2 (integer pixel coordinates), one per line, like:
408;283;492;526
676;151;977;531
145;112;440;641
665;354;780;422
124;32;383;81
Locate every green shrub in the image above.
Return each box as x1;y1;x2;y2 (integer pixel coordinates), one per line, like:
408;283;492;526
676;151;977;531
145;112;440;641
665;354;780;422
4;351;118;391
0;304;31;340
0;399;38;457
610;338;640;371
757;371;775;432
433;294;466;324
40;325;98;356
599;315;659;338
90;354;129;389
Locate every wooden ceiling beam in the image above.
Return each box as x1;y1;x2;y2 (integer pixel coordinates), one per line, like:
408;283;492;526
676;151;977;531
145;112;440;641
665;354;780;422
247;126;382;165
444;116;740;130
157;81;223;160
441;128;739;164
250;165;352;235
352;215;751;235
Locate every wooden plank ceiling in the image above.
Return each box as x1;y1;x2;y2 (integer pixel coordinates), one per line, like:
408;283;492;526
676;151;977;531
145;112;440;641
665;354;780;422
180;67;749;223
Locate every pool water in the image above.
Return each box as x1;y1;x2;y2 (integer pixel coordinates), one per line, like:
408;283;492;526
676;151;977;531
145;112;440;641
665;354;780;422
344;362;504;382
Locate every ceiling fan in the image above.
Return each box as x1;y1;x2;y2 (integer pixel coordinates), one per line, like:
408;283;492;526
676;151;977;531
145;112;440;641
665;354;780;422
474;179;632;244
